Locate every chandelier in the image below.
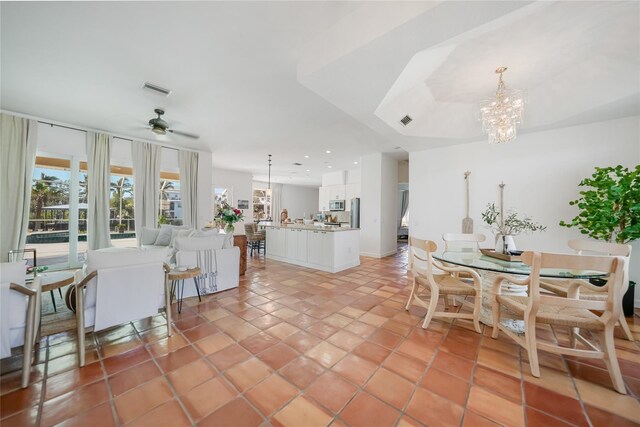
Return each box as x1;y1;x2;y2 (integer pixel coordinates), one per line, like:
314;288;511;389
480;67;525;144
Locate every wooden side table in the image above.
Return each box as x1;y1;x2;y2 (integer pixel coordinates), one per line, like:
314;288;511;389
167;267;201;313
234;235;247;276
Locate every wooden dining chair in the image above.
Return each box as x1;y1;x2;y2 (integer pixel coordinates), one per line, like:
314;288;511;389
441;233;487;297
442;233;486;251
491;251;628;394
406;237;482;332
539;239;634;342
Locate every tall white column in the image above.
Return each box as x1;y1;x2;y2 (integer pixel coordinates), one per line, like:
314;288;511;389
360;153;398;258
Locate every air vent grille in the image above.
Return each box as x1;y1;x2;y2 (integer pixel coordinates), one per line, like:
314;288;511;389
400;115;412;126
142;82;171;96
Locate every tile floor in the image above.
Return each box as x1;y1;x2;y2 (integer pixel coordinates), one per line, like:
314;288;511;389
1;245;640;426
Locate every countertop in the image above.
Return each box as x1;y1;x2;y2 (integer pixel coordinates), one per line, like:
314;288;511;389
260;224;359;232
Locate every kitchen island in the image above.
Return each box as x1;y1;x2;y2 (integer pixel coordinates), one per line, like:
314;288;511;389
262;224;360;273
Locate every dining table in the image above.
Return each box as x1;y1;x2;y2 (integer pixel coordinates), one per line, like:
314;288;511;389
432;250;608;334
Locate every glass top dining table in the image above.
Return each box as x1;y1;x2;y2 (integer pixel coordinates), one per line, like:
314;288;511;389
433;250;608;279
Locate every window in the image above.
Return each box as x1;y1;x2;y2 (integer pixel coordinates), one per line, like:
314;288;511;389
401;211;409;228
214;187;231;210
159;178;182;225
110;174;135;232
27;162;71;268
252;188;271;221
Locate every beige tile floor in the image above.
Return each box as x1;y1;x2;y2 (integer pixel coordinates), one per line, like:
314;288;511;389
1;244;639;426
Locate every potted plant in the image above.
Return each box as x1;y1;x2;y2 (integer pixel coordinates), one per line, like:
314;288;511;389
215;202;244;234
560;165;639;315
116;223;126;233
481;202;546;253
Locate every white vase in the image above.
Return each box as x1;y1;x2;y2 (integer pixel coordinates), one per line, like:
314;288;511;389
495;235;517;254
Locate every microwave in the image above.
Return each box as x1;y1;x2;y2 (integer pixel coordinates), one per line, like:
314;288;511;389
329;200;345;211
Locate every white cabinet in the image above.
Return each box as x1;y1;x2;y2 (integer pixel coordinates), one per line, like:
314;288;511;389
318;186;330;211
295;229;308;262
319;184;352;211
266;226;359;273
266;227;286;258
307;230;333;267
345;183;360;203
285;229;308;262
327;185;346;201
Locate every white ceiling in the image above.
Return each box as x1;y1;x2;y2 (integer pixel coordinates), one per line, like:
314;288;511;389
2;1;639;186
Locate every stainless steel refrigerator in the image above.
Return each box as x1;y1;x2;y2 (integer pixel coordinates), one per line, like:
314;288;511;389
350;198;360;228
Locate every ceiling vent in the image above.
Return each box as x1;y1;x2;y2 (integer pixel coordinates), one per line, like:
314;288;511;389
142;82;171;96
399;115;412;126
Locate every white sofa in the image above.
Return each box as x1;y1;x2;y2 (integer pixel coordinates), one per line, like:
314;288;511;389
173;235;240;298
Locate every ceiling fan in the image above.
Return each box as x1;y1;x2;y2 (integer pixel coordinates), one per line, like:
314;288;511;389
147;108;200;139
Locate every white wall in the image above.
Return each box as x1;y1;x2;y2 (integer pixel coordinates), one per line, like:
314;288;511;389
213;167;254;233
398;160;409;184
409;116;640;304
280;185;319;220
253;181;319;221
360;153;398;258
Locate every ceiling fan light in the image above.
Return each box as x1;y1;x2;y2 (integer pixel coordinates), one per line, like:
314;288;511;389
152;126;166;135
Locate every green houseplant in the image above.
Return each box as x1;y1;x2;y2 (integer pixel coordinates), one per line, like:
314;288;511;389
560;165;639;315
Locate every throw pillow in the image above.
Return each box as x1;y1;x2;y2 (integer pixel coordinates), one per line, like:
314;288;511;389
154;225;174;246
193;229;219;237
141;227;160;245
170;228;194;247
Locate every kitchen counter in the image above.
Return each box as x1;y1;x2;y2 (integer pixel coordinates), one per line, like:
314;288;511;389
264;225;360;273
261;224;358;232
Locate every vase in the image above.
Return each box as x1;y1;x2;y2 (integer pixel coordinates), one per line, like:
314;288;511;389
495;235;517;254
225;224;235;234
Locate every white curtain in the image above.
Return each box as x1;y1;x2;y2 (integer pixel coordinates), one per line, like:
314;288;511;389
0;114;37;262
270;183;283;224
86;132;112;250
179;150;199;228
132;141;161;243
398;190;409;230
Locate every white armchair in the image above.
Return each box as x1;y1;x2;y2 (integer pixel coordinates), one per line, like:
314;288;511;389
174;235;240;298
75;249;171;366
0;262;41;387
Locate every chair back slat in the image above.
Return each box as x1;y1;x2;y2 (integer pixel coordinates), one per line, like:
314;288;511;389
521;251;625;322
442;233;486;251
568;239;631;257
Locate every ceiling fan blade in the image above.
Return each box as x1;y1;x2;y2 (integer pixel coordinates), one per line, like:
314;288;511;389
168;129;200;139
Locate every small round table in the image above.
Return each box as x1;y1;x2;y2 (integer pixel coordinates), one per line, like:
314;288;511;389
37;271;76;312
167;267;201;313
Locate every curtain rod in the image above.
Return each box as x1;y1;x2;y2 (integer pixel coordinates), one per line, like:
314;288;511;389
37;120;179;151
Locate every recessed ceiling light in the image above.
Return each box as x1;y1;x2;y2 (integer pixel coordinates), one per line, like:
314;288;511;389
328;165;332;168
304;155;309;158
306;169;310;172
353;161;358;165
325;150;331;154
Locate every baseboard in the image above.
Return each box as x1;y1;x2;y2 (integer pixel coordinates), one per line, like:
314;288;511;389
360;249;397;259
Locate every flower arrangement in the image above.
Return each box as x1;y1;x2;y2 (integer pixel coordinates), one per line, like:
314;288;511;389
481;202;546;236
215;202;244;233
